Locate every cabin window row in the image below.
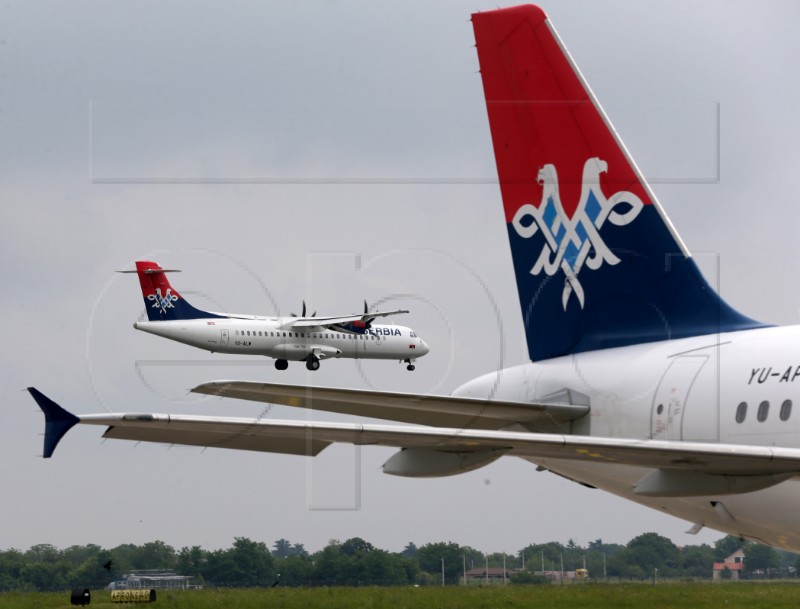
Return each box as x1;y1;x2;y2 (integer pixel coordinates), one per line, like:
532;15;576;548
233;330;377;341
735;400;792;424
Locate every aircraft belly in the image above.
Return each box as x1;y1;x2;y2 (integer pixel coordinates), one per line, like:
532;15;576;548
527;456;800;551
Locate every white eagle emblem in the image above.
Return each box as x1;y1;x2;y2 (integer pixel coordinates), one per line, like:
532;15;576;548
512;157;644;310
147;288;178;315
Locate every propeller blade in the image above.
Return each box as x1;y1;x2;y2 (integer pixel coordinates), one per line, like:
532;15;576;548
302;301;306;317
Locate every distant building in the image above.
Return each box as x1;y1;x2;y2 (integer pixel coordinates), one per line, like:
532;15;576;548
712;548;745;581
108;570;197;590
462;567;517;584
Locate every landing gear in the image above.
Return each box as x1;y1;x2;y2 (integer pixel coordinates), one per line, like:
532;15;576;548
404;359;416;372
275;359;288;371
306;355;320;371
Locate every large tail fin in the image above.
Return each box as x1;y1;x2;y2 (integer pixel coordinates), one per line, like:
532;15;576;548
472;5;766;362
127;260;222;321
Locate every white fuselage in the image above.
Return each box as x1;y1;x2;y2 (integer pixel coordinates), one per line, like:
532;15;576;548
134;319;427;362
454;325;800;549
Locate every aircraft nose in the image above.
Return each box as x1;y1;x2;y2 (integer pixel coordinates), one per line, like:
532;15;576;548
418;339;430;356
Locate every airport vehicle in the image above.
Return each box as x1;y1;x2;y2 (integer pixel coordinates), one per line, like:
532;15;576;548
29;5;800;551
122;260;429;371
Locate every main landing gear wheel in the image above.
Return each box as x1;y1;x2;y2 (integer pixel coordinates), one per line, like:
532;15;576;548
275;359;288;371
306;356;320;371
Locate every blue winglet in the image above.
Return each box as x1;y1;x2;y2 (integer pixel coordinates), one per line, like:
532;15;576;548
27;388;79;458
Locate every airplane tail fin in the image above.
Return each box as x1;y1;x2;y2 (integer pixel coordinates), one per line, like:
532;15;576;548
472;5;766;361
126;260;222;321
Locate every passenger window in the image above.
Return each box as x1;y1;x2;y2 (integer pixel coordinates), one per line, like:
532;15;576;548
757;400;769;422
780;399;793;421
289;333;293;337
735;402;747;423
235;330;239;336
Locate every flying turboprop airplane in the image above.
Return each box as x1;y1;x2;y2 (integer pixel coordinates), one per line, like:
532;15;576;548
119;260;429;371
28;5;800;551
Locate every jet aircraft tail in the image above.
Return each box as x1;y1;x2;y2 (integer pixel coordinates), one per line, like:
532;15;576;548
472;5;766;362
126;260;222;321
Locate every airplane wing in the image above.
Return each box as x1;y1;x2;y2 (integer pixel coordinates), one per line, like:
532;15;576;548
29;388;800;490
282;309;409;329
191;381;588;431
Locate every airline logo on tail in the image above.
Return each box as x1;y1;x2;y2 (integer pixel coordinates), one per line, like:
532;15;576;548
511;157;644;310
148;288;178;315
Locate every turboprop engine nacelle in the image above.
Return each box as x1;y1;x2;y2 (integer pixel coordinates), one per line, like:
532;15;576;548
382;447;509;478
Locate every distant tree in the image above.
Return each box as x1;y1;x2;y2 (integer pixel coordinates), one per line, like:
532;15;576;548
341;537;374;557
203;537;273;587
67;551;114;590
486;552;515;569
625;533;682;577
0;549;23;591
310;541;347;586
62;544;103;567
417;542;465;584
715;536;747;561
272;539;292;559
746;544;780;578
461;546;485;571
109;544;137;574
130;540;176;570
24;544;60;564
276;554;314;586
290;543;308;558
680;544;716;578
176;545;207;578
402;542;418;558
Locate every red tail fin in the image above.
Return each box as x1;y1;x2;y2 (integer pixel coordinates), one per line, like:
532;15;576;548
472;5;764;361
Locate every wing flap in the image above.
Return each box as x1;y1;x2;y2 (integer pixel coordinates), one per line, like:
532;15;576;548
191;381;589;430
95;415;331;456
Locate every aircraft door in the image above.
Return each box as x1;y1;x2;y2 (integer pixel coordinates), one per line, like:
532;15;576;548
220;329;229;346
650;356;707;441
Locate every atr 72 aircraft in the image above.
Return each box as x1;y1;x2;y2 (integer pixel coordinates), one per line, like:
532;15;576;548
28;5;800;551
121;260;429;371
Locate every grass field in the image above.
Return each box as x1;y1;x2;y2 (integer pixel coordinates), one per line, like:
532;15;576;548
3;582;800;609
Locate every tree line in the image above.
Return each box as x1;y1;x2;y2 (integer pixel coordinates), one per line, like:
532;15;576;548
0;534;795;591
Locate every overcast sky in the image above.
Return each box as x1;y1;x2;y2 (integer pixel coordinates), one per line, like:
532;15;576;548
3;0;800;556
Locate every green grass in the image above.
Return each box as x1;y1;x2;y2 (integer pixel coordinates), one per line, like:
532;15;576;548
3;582;800;609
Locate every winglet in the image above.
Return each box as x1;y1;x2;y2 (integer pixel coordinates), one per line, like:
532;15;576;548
27;388;79;458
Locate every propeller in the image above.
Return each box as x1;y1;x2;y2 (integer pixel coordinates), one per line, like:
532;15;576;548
291;301;315;318
360;300;376;329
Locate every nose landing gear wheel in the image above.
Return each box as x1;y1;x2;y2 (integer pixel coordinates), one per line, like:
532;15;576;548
275;359;289;371
306;356;320;371
407;364;416;371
